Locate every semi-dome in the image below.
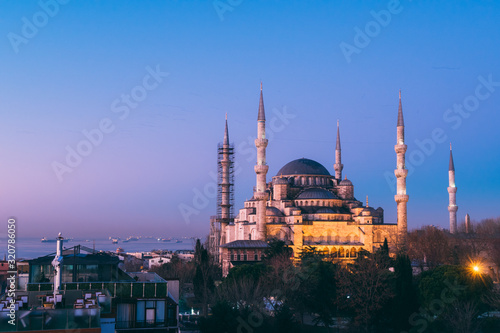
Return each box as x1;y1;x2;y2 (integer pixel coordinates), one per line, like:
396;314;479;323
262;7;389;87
277;158;330;176
266;206;284;216
296;188;337;199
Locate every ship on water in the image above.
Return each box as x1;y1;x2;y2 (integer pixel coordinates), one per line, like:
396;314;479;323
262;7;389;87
157;238;172;242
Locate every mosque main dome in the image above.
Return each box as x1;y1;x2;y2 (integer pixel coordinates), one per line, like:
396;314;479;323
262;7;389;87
276;158;330;176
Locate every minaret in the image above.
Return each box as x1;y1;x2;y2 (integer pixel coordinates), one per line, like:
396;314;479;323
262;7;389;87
254;83;269;240
52;233;64;304
211;114;234;263
465;213;472;234
448;143;458;234
219;114;232;242
334;120;343;180
394;90;409;249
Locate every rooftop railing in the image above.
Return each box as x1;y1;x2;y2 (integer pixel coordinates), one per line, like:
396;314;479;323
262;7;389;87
27;281;169;299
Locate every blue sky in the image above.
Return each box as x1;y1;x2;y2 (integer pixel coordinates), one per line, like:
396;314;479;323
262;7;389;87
0;0;499;239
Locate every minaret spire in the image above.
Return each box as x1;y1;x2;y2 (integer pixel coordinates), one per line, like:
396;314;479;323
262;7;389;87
394;90;409;250
254;83;269;240
223;113;229;146
258;82;265;121
449;143;455;171
398;90;404;127
448;143;458;234
334;119;343;180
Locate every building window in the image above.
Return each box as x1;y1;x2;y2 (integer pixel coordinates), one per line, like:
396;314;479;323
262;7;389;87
350;248;356;258
243;250;248;261
339;247;345;258
237;251;240;261
136;300;164;328
230;250;234;261
254;251;258;261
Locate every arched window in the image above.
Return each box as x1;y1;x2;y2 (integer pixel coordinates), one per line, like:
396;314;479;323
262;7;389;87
350;248;356;258
331;247;337;258
339;247;345;258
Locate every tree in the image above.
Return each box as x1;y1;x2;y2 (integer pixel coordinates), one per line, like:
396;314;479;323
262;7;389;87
373;237;392;269
389;253;419;332
296;247;338;331
408;226;451;268
336;255;394;332
441;301;480;333
193;239;217;317
150;253;195;287
217;264;268;310
199;300;239;333
416;264;493;331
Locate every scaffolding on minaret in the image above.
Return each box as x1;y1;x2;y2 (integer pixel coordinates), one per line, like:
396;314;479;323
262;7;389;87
209;132;235;263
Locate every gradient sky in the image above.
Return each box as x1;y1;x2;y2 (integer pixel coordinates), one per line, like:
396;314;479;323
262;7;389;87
0;0;499;240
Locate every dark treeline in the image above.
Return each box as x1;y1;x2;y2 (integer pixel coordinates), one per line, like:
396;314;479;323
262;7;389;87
150;218;500;333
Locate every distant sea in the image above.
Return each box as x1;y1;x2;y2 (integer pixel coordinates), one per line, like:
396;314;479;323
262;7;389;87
1;237;196;260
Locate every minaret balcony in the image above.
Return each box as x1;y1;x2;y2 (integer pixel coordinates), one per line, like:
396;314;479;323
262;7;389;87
394;169;408;178
394;144;407;154
254;191;269;201
447;186;457;193
448;205;458;212
394;194;409;203
255;138;269;148
254;164;269;174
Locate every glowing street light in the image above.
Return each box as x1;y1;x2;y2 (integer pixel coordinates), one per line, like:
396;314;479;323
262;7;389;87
469;260;483;276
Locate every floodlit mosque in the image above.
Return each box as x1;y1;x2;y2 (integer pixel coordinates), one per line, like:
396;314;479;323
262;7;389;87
209;85;409;275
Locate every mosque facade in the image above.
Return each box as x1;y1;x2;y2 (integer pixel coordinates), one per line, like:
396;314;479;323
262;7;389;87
209;86;408;275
